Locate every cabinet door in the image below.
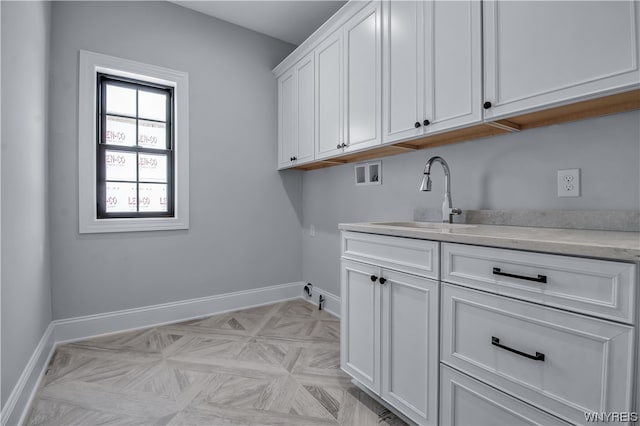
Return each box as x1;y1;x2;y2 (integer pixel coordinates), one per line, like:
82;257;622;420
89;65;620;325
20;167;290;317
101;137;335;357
343;1;382;152
315;31;344;159
277;69;296;169
381;269;438;426
440;365;570;426
382;0;424;143
484;0;640;120
295;53;315;164
341;259;381;393
424;0;482;133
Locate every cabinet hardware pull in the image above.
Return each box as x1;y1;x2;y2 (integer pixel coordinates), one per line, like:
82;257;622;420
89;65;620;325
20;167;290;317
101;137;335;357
342;142;348;148
492;267;547;283
423;119;430;126
370;275;378;282
414;121;421;128
337;144;342;149
378;277;387;284
491;336;545;361
292;156;297;161
483;101;492;109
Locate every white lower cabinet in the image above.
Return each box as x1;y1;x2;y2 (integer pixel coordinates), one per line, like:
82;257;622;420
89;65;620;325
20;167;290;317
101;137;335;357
341;259;381;392
441;283;635;425
341;237;439;426
440;365;570;426
381;268;438;425
341;231;637;425
441;243;636;323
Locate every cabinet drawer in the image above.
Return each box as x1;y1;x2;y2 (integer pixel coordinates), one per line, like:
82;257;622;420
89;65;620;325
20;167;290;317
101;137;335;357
441;283;635;425
442;243;636;323
342;231;438;279
440;365;569;426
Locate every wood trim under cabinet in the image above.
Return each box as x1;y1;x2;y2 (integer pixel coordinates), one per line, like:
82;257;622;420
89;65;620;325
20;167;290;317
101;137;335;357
288;89;640;171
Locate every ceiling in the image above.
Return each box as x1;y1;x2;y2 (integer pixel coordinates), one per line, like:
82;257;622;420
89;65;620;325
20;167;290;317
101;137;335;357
170;1;347;46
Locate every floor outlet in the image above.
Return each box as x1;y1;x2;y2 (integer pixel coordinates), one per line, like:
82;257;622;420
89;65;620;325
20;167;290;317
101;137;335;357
557;169;580;197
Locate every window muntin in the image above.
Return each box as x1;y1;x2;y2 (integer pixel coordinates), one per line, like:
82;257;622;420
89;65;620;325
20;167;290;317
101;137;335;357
97;74;174;218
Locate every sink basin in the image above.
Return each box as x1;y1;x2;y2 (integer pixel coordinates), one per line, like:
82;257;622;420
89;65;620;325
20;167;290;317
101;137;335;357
371;221;476;229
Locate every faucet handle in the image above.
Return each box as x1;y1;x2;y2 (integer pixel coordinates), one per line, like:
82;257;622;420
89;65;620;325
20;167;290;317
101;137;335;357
451;208;462;215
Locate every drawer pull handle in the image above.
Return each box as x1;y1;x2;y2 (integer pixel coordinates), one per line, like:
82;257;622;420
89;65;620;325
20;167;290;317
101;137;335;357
370;275;378;282
491;336;545;361
492;267;547;283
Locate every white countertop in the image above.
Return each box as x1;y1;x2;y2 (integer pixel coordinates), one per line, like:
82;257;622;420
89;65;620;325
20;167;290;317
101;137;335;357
339;222;640;262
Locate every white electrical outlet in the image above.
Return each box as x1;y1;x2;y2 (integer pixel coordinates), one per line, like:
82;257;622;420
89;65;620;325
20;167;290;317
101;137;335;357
310;224;316;237
557;169;580;197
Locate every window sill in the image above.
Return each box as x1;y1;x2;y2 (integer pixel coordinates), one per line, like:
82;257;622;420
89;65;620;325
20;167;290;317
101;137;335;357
79;216;188;234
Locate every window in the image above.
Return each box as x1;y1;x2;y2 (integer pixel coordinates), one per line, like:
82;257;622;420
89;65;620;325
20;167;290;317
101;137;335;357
79;50;189;233
97;74;174;218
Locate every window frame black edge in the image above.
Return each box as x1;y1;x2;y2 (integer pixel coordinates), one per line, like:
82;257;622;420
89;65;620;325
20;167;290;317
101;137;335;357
96;73;176;219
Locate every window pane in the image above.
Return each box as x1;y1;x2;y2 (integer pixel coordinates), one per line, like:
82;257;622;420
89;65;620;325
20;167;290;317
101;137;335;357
138;90;166;121
105;150;137;181
138;120;166;149
139;183;168;212
105;182;137;213
106;84;136;116
105;116;136;146
139;153;167;183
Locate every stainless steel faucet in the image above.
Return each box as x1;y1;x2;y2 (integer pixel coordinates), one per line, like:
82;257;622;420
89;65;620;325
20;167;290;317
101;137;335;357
419;156;462;223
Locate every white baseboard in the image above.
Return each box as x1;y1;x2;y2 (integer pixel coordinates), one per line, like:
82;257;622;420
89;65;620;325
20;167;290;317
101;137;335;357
1;323;56;426
301;284;341;318
2;281;304;425
53;281;304;344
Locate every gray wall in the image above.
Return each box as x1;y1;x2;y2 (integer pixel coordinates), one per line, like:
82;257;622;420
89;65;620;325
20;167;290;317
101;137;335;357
49;1;301;319
1;0;53;407
302;111;640;296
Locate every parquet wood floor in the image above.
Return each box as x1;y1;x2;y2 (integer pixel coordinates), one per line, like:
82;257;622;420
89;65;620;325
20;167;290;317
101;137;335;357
25;300;407;425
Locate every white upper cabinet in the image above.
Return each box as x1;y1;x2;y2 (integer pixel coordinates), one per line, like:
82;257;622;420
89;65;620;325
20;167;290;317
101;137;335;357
343;1;382;152
275;0;639;169
277;69;297;169
295;54;315;164
315;31;344;160
383;0;481;144
277;53;315;169
483;0;640;119
382;1;422;142
425;0;482;133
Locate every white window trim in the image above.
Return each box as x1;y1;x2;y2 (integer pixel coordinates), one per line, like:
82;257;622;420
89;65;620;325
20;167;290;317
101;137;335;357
78;50;189;233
